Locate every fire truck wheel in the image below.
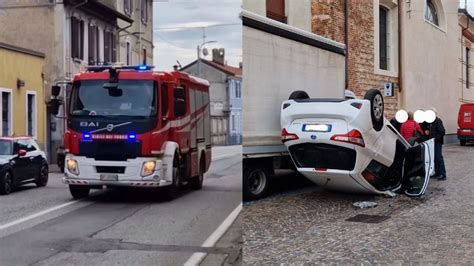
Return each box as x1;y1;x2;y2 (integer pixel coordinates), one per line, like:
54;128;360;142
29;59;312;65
164;154;181;200
190;157;205;190
69;185;90;199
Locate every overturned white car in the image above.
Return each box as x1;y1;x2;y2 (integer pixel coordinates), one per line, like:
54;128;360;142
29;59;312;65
280;89;434;197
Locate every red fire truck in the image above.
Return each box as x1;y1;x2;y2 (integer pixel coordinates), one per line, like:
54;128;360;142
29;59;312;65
50;65;212;199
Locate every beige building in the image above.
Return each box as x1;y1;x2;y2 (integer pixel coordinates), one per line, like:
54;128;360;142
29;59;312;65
459;8;474;103
0;0;153;162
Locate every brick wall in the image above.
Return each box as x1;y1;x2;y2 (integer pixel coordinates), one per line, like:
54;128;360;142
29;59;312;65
311;0;400;118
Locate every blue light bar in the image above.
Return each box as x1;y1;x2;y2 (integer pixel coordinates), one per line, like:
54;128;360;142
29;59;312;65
128;133;137;141
83;132;92;140
137;65;149;71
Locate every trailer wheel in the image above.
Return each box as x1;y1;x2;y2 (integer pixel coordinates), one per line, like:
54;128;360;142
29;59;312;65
243;163;270;201
164;153;181;200
69;185;90;199
289;90;309;100
190;155;205;190
364;89;384;131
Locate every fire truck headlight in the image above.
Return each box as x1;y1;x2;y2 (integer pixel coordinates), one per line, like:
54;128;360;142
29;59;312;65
67;159;79;175
141;161;156;177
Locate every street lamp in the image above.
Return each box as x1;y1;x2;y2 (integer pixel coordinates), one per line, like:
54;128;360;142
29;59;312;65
197;40;217;77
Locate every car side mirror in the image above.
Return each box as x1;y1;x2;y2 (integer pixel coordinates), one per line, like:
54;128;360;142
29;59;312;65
18;149;26;157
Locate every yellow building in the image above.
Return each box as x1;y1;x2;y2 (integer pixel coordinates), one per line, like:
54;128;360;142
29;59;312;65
0;42;46;150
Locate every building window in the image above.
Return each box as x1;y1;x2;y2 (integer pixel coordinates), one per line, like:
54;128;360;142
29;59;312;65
467;47;470;89
88;24;100;65
141;0;148;25
104;31;117;64
379;6;389;70
425;0;439;26
71;17;84;60
0;90;12;136
143;48;147;64
124;0;133;16
266;0;286;23
126;41;131;65
231;115;235;131
26;92;36;137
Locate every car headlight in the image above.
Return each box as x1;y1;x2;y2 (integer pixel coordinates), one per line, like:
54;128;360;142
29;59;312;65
67;159;79;175
141;161;156;177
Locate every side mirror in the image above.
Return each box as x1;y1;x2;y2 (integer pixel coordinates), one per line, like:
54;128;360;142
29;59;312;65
107;88;123;97
174;99;186;117
18;149;26;157
50;98;61;115
52;85;61;97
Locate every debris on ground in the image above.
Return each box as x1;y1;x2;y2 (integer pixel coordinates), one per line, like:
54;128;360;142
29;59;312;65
352;201;378;209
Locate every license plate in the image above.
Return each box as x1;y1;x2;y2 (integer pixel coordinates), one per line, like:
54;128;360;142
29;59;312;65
100;174;118;181
303;124;332;132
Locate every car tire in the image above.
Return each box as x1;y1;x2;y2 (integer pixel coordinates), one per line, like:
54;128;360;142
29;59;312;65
243;163;270;201
0;170;13;195
460;140;467;146
289;90;310;100
190;156;205;190
69;185;90;199
35;164;49;187
364;89;384;131
164;153;181;200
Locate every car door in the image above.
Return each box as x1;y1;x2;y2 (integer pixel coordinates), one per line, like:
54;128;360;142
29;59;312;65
402;138;435;197
12;140;33;181
26;139;43;175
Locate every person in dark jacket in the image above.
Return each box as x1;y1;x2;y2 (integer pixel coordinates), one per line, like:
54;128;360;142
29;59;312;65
425;107;447;180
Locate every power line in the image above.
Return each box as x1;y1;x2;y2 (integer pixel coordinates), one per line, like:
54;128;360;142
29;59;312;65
153;23;241;31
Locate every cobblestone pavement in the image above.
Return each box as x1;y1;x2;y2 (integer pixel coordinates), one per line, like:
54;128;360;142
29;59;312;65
243;144;474;264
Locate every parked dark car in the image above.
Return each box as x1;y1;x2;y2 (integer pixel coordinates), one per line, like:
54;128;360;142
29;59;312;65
0;137;49;195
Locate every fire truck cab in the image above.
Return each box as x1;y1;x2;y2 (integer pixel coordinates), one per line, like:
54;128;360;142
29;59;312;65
51;65;212;199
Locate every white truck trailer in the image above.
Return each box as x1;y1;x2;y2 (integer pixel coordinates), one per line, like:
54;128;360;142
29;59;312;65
242;9;346;200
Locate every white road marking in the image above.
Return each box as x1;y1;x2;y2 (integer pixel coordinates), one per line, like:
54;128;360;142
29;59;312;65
0;200;80;231
183;203;242;266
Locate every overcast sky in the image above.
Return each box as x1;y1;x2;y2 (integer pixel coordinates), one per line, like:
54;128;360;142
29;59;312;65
153;0;242;71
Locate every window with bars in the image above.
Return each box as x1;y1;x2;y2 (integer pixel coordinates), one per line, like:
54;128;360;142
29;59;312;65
467;47;470;89
141;0;147;25
104;31;117;64
124;0;133;16
88;24;100;65
71;17;84;60
266;0;286;23
379;6;389;70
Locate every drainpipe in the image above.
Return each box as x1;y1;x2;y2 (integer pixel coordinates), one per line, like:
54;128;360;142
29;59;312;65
344;0;349;90
397;1;403;109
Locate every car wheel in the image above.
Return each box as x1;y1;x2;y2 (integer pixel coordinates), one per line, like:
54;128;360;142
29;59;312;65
190;156;205;190
164;153;181;200
289;90;310;100
0;170;13;195
69;185;90;199
364;89;384;131
243;163;270;201
35;164;49;187
460;140;467;146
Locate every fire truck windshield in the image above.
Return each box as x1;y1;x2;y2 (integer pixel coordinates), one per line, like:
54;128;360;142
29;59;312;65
69;80;157;118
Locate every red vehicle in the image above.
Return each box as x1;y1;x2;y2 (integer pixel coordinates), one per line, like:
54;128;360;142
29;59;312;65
50;65;212;199
458;103;474;146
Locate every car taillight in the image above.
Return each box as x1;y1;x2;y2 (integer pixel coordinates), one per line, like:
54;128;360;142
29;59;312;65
330;129;365;147
361;169;376;182
350;102;363;109
281;128;299;143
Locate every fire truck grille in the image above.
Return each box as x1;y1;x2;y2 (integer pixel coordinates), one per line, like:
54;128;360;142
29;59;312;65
79;141;142;161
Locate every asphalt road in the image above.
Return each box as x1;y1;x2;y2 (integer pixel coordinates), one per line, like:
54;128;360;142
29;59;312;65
0;151;241;266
